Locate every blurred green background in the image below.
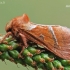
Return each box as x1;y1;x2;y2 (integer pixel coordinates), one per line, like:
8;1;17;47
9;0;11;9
0;0;70;70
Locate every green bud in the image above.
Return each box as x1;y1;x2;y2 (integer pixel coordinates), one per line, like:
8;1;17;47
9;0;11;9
0;52;10;60
64;66;70;70
45;62;55;70
60;59;70;66
33;55;45;63
9;41;18;50
5;36;13;42
22;49;33;57
14;58;24;64
9;50;19;58
0;44;9;51
24;56;36;66
53;60;64;69
27;47;41;55
41;53;54;62
37;63;45;69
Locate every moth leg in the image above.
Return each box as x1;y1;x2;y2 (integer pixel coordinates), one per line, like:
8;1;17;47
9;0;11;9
0;32;12;44
18;33;28;58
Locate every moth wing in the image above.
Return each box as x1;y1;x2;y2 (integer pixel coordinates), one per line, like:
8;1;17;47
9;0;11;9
25;25;70;59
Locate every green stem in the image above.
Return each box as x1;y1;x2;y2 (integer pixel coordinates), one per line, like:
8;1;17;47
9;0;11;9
0;35;69;70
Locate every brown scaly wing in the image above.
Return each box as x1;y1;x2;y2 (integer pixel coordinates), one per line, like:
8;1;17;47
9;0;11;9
24;25;70;59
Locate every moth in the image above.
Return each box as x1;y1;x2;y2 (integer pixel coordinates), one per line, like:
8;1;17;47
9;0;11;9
1;14;70;59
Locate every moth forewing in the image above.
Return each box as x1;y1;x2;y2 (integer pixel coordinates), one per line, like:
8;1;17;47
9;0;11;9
24;24;70;59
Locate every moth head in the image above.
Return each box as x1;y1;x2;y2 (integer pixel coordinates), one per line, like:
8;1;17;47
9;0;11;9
5;14;30;32
17;14;30;24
